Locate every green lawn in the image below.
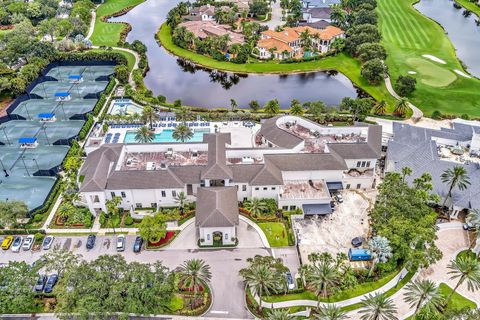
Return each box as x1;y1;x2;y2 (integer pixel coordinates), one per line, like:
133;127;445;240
258;222;289;247
158;24;397;110
438;283;477;310
90;48;136;71
455;0;480;16
90;0;145;47
377;0;480;117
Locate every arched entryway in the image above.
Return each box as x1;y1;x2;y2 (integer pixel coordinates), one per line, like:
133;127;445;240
212;231;223;246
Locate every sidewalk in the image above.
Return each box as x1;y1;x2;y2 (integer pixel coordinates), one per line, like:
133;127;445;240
384;76;423;121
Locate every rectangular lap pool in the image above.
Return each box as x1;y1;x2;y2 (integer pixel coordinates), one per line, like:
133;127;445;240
123;129;209;143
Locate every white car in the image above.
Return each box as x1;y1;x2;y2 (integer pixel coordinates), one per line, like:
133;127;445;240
10;236;23;252
116;235;125;252
22;235;35;251
42;236;54;250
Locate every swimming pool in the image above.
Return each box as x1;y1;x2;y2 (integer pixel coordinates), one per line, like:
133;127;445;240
110;99;143;115
123;129;209;143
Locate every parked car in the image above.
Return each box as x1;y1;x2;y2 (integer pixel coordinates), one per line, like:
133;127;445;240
351;237;364;248
1;236;14;250
86;234;96;250
463;222;476;231
285;272;295;290
43;274;59;293
22;235;35;251
42;236;54;250
116;235;125;252
34;275;47;292
133;236;143;253
336;194;344;203
10;236;23;252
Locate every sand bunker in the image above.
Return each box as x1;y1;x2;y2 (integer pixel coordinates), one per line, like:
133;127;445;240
408;71;417;75
454;69;472;78
422;54;447;64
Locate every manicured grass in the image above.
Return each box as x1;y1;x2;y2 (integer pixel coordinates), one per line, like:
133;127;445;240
90;48;136;71
258;222;289;247
377;0;480;117
438;283;477;310
455;0;480;17
90;0;145;47
158;24;397;110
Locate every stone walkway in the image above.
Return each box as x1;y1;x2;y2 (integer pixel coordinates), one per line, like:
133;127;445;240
384;75;423;121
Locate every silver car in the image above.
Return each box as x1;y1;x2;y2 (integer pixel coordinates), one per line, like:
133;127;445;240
116;235;125;252
42;236;54;250
22;235;34;251
10;236;23;252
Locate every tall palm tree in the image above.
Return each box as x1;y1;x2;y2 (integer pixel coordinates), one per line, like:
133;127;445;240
244;198;267;218
440;166;470;211
240;264;280;312
141;105;158;129
368;236;393;277
135;126;155;143
179;259;212;309
172;123;193;142
290;99;304;116
230;99;238;111
404;279;443;316
303;260;340;305
394;98;409;116
446;256;480;306
316;304;348;320
266;309;291;320
175;191;189;214
359;293;398;320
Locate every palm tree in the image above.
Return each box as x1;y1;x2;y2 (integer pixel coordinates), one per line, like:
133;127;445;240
372;100;387;115
359;293;398;320
440;166;470;212
446;256;480;306
394;98;409;116
466;209;480;229
249;100;260;112
303;260;340;305
290;99;304;116
179;259;212;309
230;99;238;111
266;309;291;320
368;236;393;277
175;106;190;122
172;123;193;142
401;167;412;183
404;279;443;316
175;191;189;214
141;105;158;129
244;198;268;218
57;202;74;223
240;263;280;311
135;126;155;143
316;304;347;320
264;99;280;115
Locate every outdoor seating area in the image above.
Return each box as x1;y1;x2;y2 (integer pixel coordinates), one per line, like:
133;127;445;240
279;180;331;200
121;150;209;170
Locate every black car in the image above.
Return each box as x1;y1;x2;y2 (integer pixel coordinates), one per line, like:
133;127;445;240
86;234;96;250
351;237;364;247
44;274;58;293
34;275;47;292
133;236;143;253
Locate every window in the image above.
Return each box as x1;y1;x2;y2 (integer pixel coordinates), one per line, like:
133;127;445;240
242;185;247;191
357;184;361;189
362;161;367;167
172;190;177;197
200;181;205;187
93;195;100;203
135;203;142;208
289;205;296;210
346;184;351;189
121;192;126;198
225;233;228;240
366;161;371;167
356;161;361;167
263;187;268;190
282;206;289;211
255;187;259;191
271;187;276;190
151;203;157;208
110;192;115;198
243;197;248;202
207;234;210;240
161;191;166;197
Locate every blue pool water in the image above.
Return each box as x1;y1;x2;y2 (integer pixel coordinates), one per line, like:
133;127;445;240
123;129;208;143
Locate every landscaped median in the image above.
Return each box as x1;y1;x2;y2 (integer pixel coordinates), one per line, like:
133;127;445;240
156;23;397;111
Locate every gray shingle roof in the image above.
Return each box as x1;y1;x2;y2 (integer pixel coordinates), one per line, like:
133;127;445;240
258;116;303;148
106;169;184;190
265;153;348;171
79;144;123;192
195;186;239;228
201;133;233;180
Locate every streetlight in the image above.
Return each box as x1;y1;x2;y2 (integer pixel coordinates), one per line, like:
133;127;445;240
0;158;9;177
42;124;50;145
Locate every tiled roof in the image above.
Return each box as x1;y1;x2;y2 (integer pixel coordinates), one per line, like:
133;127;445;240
318;26;344;40
257;38;293;53
195;187;239;228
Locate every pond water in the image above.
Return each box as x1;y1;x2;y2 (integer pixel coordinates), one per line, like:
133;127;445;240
415;0;480;77
110;0;358;109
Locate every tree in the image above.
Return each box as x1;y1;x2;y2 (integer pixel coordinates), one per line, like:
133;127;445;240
250;0;269;17
440;166;470;212
306;100;327;118
0;261;39;313
175;106;190;122
43;248;80;277
178;259;212;309
138;212;168;243
368;236;393;277
466;209;480;230
446;256;480;306
114;64;129;84
394;98;409;116
141;105;159;129
302;253;341;304
401;166;412;183
135;126;155;143
359;293;398;320
339;97;373;121
57;202;75;224
0;200;28;228
357;43;387;62
361;58;386;84
372;100;386;115
230;98;238;111
395;75;417;97
244;198;268;218
172;123;194;142
264;99;280;115
290;99;304;116
403;279;443;317
267;309;291;320
249;100;260;112
174;191;189;214
316;304;348;320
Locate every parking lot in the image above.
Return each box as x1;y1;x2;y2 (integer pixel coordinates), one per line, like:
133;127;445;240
295;190;374;264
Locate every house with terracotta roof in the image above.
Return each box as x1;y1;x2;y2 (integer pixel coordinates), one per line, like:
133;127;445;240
255;25;344;59
178;20;245;46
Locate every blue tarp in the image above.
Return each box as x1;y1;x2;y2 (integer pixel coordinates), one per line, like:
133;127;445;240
348;248;372;261
54;92;70;97
18;137;37;144
302;203;332;215
38;113;55;119
68;75;82;79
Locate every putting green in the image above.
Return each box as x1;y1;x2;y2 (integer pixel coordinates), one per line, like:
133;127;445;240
406;57;457;87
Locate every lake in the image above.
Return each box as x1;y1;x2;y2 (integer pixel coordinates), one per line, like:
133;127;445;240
110;0;358;109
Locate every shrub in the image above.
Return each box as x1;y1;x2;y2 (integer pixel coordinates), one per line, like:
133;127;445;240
431;110;443;119
34;232;45;243
461;113;470;120
99;212;106;225
84;213;93;228
124;215;134;226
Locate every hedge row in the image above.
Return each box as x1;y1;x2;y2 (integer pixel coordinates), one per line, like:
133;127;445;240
78;114;94;141
56;51;128;66
92;93;107;116
0;229;46;235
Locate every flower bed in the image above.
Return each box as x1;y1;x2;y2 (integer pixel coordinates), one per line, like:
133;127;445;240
146;231;178;249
